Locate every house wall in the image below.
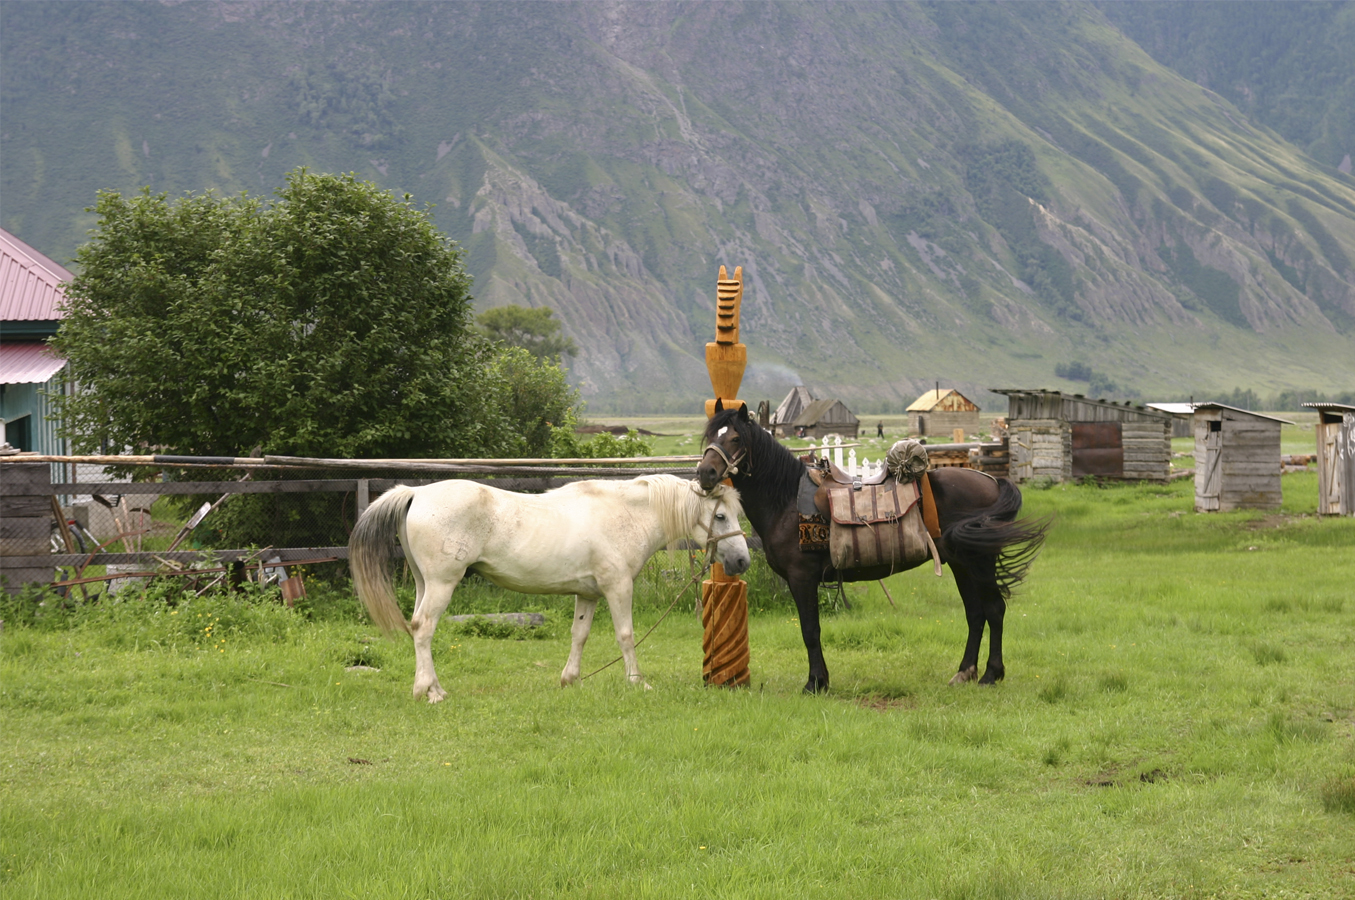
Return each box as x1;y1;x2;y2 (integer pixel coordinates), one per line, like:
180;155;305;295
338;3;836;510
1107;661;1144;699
0;372;65;457
1009;419;1070;483
1121;420;1171;482
908;410;979;437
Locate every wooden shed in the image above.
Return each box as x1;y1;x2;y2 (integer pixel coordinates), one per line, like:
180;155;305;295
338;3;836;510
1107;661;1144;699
1192;404;1293;511
792;398;859;439
907;388;980;438
993;389;1173;483
771;385;815;437
1302;402;1355;516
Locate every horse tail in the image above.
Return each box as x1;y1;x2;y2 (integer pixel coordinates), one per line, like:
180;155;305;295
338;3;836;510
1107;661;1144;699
940;478;1051;599
348;484;417;636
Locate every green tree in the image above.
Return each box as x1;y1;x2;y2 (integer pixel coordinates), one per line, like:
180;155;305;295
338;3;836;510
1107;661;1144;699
52;170;523;549
54;169;511;461
477;305;579;362
488;347;578;458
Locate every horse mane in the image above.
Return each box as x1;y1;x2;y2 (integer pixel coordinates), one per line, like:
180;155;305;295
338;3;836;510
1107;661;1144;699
640;474;744;545
703;409;803;505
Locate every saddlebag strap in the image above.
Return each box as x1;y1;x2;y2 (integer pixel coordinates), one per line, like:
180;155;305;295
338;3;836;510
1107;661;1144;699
920;472;941;540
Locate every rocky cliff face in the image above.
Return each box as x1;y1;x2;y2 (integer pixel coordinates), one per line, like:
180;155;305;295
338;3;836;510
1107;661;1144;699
4;2;1354;409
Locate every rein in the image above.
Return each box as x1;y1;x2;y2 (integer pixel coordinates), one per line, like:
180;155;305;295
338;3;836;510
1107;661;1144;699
580;489;745;681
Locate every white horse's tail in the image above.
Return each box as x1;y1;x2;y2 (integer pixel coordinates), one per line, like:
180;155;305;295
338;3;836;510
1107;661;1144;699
348;484;417;636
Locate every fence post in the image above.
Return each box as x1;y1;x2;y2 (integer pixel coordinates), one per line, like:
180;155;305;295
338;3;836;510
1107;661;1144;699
0;459;55;594
356;479;370;519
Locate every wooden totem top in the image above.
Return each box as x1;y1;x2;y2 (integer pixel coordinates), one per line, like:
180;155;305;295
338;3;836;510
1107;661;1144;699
705;265;747;418
715;265;743;345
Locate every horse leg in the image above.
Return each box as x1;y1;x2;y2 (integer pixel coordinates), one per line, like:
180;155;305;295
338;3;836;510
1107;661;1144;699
950;560;1006;686
948;562;984;685
789;574;830;693
409;571;463;703
560;595;598;686
602;580;648;687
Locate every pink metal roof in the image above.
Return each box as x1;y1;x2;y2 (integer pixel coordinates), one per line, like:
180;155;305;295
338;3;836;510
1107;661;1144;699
0;228;72;323
0;342;67;384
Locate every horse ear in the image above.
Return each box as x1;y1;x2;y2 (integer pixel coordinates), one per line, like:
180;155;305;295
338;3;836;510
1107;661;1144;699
715;398;725;413
737;403;750;422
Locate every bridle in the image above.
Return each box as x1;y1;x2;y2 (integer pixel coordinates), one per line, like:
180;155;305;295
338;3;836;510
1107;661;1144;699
690;481;747;556
701;428;749;482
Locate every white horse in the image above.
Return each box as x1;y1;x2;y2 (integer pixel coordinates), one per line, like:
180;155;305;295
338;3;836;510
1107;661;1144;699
349;474;750;702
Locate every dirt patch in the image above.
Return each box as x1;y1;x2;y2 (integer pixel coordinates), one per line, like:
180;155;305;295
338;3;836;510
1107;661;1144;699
853;694;917;712
1085;767;1169;788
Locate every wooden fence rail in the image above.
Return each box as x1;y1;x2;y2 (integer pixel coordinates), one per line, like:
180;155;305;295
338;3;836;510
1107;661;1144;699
0;455;698;594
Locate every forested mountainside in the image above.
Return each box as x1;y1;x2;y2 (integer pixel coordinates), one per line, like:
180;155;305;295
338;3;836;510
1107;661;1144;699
3;1;1354;412
1099;1;1355;174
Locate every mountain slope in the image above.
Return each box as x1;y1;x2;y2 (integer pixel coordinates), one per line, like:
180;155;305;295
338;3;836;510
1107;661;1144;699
3;1;1354;411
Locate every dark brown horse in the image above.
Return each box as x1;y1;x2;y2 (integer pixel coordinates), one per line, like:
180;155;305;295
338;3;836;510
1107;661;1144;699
698;403;1049;692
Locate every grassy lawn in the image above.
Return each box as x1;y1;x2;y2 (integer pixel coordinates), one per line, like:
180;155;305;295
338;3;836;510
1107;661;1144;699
3;473;1353;898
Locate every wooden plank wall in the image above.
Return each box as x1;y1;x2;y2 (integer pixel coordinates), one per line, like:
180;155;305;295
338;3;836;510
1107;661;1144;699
1342;413;1355;516
1121;421;1171;482
909;410;979;437
0;461;54;592
1009;419;1070;483
1218;409;1282;510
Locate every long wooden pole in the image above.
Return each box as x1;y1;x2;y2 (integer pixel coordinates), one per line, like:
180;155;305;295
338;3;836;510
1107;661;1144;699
701;265;751;688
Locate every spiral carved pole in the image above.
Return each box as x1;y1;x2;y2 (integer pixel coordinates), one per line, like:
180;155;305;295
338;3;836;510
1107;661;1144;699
702;265;751;687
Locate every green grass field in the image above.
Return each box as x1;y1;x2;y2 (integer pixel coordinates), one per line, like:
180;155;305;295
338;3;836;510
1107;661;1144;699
3;472;1353;899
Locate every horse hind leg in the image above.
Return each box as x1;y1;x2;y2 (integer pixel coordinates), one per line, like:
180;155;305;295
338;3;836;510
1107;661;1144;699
409;571;463;703
560;595;598;687
949;562;1004;686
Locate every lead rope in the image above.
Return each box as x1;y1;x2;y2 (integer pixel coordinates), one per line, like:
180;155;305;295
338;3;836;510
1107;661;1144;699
580;496;745;681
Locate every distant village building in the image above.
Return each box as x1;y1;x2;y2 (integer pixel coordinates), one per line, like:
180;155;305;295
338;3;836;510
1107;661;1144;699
993;389;1173;483
1192;403;1292;511
1302;402;1355;516
907;388;980;438
1;228;70;456
771;385;815;437
792;398;860;439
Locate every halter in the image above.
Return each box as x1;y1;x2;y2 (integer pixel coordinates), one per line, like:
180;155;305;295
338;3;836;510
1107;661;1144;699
702;432;749;481
689;481;747;555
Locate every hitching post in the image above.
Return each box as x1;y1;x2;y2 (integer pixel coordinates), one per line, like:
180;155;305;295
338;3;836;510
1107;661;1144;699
701;265;751;687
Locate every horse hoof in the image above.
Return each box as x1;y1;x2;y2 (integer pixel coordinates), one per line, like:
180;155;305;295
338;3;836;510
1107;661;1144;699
978;669;1004;686
948;666;978;686
802;679;829;694
426;684;448;704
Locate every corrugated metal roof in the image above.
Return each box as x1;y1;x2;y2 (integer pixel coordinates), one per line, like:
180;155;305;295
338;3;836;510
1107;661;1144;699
1191;403;1295;425
0;228;72;323
0;342;67;384
1146;402;1197;415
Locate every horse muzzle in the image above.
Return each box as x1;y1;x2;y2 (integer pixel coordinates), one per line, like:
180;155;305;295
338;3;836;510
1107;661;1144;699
719;544;751;576
696;450;726;492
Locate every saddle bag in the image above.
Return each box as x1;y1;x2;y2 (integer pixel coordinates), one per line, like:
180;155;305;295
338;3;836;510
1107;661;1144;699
826;479;933;573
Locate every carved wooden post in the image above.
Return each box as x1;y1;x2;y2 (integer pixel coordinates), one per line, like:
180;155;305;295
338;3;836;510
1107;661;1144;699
701;265;751;687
